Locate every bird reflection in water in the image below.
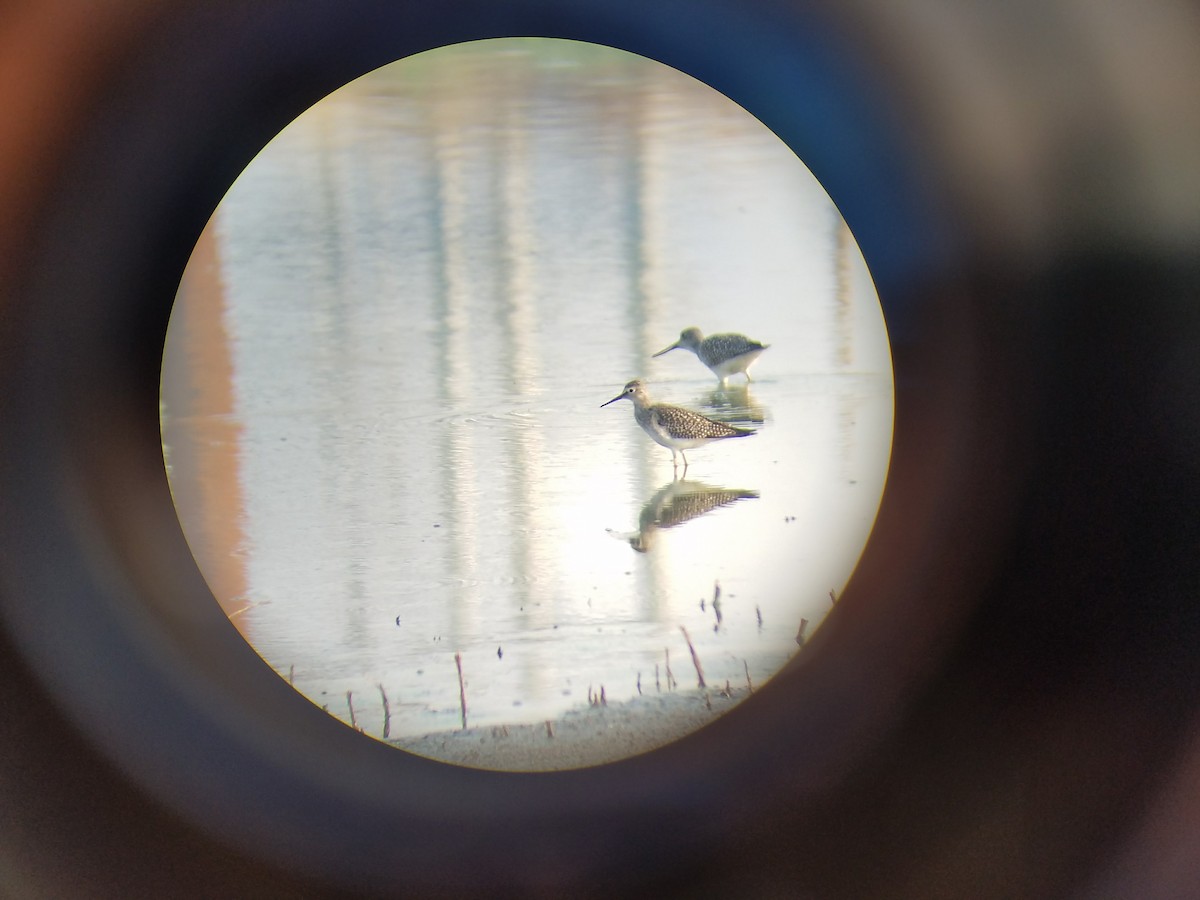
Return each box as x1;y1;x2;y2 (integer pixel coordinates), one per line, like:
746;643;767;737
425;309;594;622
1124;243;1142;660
696;383;767;428
607;480;760;552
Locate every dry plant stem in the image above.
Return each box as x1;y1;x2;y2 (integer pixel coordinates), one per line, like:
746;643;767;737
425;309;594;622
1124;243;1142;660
455;652;467;730
679;625;706;688
744;659;754;693
377;683;391;739
346;691;357;730
796;617;809;646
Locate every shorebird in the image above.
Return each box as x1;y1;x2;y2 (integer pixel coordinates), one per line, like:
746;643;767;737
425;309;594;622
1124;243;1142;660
652;327;768;385
601;379;754;470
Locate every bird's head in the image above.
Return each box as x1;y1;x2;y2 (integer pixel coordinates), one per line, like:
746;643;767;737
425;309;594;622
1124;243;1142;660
601;379;646;407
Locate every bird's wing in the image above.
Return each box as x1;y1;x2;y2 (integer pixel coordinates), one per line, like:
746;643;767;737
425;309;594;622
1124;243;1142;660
708;333;767;356
654;405;742;439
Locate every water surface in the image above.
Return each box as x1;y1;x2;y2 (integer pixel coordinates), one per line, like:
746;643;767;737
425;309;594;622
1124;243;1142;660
161;39;893;761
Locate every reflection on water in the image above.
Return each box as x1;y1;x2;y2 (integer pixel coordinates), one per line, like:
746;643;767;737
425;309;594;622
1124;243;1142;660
697;384;768;426
161;39;893;761
608;480;761;553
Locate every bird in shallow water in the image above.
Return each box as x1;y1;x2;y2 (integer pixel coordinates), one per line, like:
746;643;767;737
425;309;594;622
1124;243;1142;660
652;326;769;386
601;379;754;471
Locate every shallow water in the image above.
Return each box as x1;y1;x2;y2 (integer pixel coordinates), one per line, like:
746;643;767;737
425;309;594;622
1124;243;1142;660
161;39;893;753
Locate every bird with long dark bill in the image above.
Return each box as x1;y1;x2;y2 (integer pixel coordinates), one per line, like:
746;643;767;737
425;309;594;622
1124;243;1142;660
652;327;768;386
601;379;754;470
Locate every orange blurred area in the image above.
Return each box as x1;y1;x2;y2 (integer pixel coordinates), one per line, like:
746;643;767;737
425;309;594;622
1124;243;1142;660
0;2;164;271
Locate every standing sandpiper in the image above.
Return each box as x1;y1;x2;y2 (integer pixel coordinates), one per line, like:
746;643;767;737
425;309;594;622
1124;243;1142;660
601;379;754;470
652;327;769;385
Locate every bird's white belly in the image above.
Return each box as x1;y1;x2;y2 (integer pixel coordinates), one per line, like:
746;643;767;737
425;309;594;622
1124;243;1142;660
642;419;710;450
708;348;764;378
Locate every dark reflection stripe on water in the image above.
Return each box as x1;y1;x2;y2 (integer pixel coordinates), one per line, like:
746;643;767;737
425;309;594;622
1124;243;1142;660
607;479;760;553
695;384;768;427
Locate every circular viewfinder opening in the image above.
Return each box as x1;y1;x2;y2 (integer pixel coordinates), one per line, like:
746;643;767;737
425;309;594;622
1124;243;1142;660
160;37;893;771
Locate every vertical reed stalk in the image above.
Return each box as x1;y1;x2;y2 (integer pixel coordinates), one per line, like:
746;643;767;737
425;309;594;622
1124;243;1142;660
455;653;467;730
377;683;391;739
679;625;706;688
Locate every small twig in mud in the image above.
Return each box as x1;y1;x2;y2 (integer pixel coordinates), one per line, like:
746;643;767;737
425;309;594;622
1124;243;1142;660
601;686;607;706
545;720;554;739
679;625;706;688
755;606;763;629
377;684;391;739
288;664;294;685
829;589;837;605
795;617;809;647
655;664;661;692
637;672;642;695
665;649;677;690
744;659;754;694
455;652;468;730
705;692;712;711
588;684;594;705
346;691;358;730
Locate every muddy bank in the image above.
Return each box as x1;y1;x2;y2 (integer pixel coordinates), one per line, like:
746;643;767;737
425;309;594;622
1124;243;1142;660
391;686;750;771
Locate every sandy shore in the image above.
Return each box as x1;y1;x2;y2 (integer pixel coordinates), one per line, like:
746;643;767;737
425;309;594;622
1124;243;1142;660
390;685;750;771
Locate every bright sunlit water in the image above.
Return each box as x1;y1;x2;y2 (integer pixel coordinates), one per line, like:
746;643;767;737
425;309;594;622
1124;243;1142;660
161;39;893;763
